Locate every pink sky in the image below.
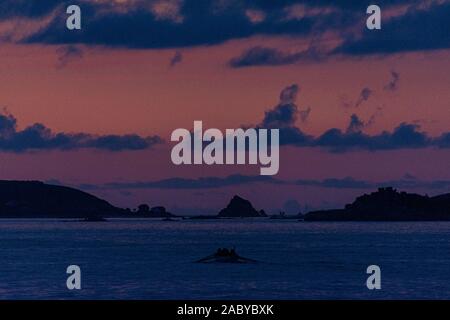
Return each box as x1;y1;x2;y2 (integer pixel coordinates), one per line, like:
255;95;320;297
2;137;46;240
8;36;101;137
0;34;449;212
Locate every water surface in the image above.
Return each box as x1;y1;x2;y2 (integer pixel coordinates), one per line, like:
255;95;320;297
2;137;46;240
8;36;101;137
0;219;449;299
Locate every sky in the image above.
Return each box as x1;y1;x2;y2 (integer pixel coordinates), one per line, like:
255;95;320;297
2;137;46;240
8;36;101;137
0;0;449;214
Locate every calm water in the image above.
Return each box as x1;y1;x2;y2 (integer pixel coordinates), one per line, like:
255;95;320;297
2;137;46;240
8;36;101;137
0;219;449;299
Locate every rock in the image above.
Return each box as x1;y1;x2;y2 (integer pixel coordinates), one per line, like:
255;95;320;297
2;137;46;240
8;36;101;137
217;195;265;218
149;206;175;217
135;204;175;217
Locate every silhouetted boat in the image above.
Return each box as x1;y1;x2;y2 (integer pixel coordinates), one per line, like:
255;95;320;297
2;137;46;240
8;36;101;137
162;217;176;221
196;248;257;263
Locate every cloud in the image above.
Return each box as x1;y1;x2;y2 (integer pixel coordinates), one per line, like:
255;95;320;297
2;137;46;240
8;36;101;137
299;106;311;123
228;45;325;68
103;174;278;190
23;1;321;49
257;84;449;151
229;47;300;68
0;0;63;20
334;1;450;55
0;111;162;152
313;122;431;152
0;0;447;60
55;45;83;68
295;177;373;189
279;83;299;104
261;84;300;128
354;87;373;107
340;87;374;109
73;174;450;191
366;106;383;127
384;70;400;91
436;132;450;148
258;83;313;136
296;176;450;190
346;114;365;133
169;50;183;67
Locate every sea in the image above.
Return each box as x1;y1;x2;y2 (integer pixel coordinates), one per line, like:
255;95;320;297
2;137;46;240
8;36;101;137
0;219;449;300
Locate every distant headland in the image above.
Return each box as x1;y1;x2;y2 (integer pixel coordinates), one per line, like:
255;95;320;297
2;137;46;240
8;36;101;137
303;187;450;221
0;180;449;221
0;180;173;219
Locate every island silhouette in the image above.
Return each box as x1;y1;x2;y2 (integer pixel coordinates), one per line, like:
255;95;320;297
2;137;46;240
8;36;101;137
0;180;173;219
303;187;450;221
0;180;449;221
218;195;267;218
190;195;267;219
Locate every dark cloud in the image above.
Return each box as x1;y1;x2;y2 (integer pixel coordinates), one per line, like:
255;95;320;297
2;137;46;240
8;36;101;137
1;0;446;58
84;134;162;151
257;84;314;142
55;45;84;68
257;85;449;151
384;70;400;91
261;84;300;128
229;47;300;68
279;84;299;104
103;174;278;190
0;0;63;20
436;132;450;148
313;122;431;152
341;87;376;109
379;179;450;190
354;87;373;107
346;114;365;133
0;0;418;21
169;51;183;67
72;173;450;191
250;0;421;11
0;112;162;152
23;1;319;48
262;104;299;128
297;176;450;190
296;177;373;189
334;2;450;55
366;106;383;127
298;106;311;123
228;45;325;68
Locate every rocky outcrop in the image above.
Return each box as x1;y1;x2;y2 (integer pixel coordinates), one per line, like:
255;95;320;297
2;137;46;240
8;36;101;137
135;205;175;217
217;195;266;218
